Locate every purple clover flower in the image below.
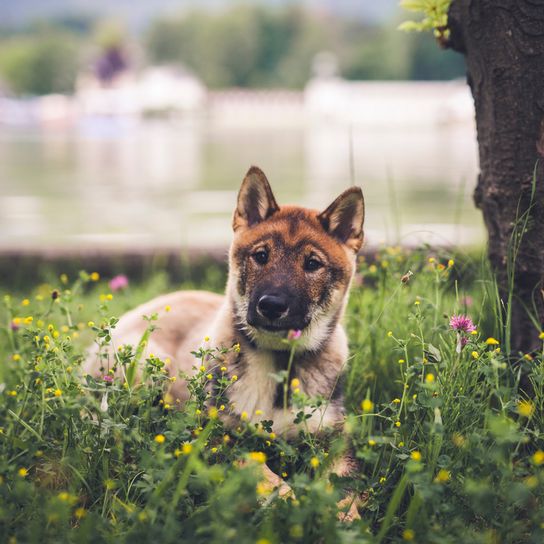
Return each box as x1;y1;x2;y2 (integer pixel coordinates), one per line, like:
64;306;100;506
109;275;129;292
287;329;302;341
449;315;476;333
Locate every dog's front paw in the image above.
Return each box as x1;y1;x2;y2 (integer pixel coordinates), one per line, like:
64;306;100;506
336;496;361;523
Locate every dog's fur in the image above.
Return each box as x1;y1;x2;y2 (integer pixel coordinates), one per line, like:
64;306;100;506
84;166;365;517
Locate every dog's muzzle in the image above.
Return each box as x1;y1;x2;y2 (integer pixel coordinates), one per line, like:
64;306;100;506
247;291;309;332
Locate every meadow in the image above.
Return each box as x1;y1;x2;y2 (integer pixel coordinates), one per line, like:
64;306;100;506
1;247;543;543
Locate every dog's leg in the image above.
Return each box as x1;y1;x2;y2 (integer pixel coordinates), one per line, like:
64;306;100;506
329;454;365;522
259;463;295;499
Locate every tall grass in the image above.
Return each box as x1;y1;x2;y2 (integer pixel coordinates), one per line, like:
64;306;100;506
1;249;543;543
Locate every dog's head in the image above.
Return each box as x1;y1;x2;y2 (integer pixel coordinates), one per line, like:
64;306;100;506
228;166;364;351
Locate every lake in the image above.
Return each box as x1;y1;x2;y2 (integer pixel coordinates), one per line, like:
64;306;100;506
0;116;483;253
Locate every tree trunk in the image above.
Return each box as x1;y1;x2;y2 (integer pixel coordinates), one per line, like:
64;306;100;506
446;0;544;354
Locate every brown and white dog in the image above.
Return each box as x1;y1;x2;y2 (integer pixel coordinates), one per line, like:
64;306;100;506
84;166;365;519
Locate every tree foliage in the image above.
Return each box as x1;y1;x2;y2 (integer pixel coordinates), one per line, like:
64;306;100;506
0;32;79;95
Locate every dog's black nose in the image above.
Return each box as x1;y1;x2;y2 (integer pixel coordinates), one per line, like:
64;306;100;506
257;294;289;321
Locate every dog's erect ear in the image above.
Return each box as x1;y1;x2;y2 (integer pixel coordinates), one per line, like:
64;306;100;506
318;187;365;252
233;166;280;231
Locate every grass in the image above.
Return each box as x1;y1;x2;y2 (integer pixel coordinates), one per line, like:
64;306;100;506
1;248;543;543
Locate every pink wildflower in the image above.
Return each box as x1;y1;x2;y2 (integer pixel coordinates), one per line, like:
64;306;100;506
449;315;476;333
287;329;302;341
103;375;114;384
109;274;129;292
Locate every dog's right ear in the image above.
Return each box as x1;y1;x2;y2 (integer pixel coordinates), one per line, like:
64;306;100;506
233;166;279;231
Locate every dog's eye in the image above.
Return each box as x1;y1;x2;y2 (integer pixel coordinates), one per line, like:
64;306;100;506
252;250;269;265
304;257;323;272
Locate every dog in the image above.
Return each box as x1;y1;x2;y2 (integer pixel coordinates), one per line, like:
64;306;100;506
84;166;365;519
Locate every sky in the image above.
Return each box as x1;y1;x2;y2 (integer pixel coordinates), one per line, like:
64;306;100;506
0;0;400;29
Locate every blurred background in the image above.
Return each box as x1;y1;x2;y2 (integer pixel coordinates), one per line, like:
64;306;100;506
0;0;482;269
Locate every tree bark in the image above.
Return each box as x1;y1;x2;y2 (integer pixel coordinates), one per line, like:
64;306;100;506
446;0;544;354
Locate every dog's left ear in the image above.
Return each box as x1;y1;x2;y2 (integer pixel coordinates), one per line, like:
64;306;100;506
318;187;365;252
233;166;280;231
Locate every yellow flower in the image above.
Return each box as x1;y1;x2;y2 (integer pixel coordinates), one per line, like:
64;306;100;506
220;366;227;372
90;272;100;281
485;337;499;345
523;354;533;361
539;331;544;340
182;443;193;455
428;257;435;264
425;373;435;383
387;331;393;337
517;400;535;418
58;491;70;501
206;374;213;380
434;469;451;483
410;451;422;462
87;321;95;328
233;343;241;352
211;447;218;453
204;335;210;342
154;434;166;444
106;294;113;301
447;259;454;268
12;354;21;362
269;432;276;440
470;329;478;335
255;409;263;416
403;529;415;541
256;539;271;544
164;305;171;312
395;421;401;428
256;482;270;496
398;441;405;447
532;450;544;465
248;451;267;464
368;439;376;446
74;507;87;519
398;359;405;364
54;389;62;397
471;351;479;359
392;398;401;404
310;457;319;468
8;390;17;397
231;375;238;382
414;300;420;306
22;298;30;306
290;378;300;389
361;399;374;413
241;411;249;421
208;406;218;419
379;476;386;483
18;468;28;477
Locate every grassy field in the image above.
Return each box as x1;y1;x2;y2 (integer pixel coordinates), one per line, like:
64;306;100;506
1;247;543;543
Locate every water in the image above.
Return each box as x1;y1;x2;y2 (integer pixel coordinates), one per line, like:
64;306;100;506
0;117;483;252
